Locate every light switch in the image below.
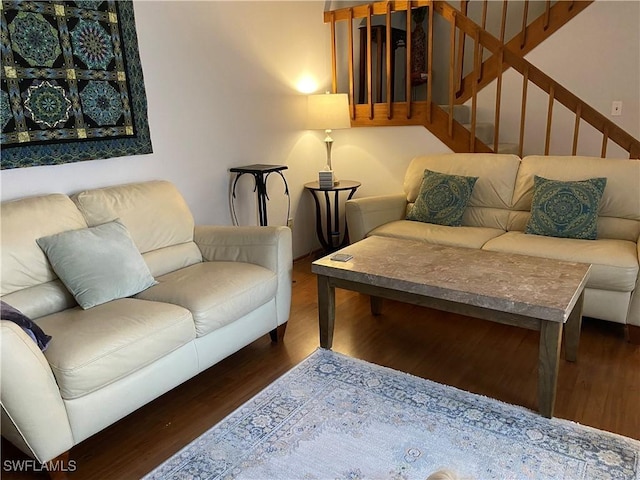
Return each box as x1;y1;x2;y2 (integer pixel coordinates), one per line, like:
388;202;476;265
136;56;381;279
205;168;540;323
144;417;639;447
611;101;623;116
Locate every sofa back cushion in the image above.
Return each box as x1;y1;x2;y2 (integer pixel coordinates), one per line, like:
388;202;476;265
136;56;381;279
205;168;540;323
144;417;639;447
1;194;86;318
510;156;640;241
404;153;521;230
72;181;202;276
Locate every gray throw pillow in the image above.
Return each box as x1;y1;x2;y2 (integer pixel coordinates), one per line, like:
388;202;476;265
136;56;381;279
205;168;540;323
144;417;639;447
36;220;156;309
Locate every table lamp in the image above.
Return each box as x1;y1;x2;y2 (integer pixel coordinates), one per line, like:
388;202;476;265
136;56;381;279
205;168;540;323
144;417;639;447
307;92;351;187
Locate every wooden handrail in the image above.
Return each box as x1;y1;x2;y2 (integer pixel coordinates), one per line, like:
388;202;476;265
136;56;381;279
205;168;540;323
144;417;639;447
455;1;593;103
323;0;430;22
433;0;640;158
323;0;640;159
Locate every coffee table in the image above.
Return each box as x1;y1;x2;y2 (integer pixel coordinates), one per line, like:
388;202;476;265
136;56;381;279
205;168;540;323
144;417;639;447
311;236;591;418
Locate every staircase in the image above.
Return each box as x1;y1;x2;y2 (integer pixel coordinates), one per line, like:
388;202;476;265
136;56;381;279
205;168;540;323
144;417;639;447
323;0;640;159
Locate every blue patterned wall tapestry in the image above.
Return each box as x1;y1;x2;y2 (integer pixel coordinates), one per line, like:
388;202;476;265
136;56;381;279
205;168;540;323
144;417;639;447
0;0;152;169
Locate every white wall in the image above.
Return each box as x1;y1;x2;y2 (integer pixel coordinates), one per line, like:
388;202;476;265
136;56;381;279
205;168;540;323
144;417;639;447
0;0;450;258
2;1;638;258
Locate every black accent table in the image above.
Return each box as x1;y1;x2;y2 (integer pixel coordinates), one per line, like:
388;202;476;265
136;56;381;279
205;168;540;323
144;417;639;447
230;164;288;226
304;180;361;252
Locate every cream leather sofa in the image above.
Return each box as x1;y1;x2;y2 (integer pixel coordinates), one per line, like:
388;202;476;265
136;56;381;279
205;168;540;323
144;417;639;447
1;180;292;466
345;154;640;339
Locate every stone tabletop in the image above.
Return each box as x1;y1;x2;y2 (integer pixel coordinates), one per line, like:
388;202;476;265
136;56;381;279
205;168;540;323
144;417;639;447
312;236;591;323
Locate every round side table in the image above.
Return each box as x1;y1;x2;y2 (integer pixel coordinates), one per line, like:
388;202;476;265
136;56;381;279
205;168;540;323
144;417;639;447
304;180;361;252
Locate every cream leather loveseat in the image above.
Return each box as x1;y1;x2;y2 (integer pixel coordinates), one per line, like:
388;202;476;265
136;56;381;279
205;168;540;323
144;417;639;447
1;180;292;466
345;154;640;339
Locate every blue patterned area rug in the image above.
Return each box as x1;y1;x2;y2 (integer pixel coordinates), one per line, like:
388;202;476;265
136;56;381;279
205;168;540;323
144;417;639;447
144;349;639;480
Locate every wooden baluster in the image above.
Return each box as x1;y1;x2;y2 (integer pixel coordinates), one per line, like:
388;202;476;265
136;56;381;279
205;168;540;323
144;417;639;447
601;125;609;158
406;1;412;119
518;67;529;158
455;1;467;96
500;1;508;43
544;0;551;30
481;1;488;32
493;47;503;152
386;1;392;119
470;27;479;151
572;103;582;155
520;0;529;49
367;6;373;119
331;12;337;93
348;8;355;119
448;11;456;136
478;0;487;83
545;85;554;155
426;1;434;123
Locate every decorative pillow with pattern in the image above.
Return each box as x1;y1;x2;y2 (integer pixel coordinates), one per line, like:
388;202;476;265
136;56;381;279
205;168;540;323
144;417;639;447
406;170;478;226
525;175;607;240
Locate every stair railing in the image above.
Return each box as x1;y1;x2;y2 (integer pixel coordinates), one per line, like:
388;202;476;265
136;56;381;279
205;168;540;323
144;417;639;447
454;0;593;103
435;1;640;158
324;1;434;123
324;0;640;159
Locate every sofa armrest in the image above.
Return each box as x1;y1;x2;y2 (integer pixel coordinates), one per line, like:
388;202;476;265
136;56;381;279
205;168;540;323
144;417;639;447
1;321;74;464
345;194;408;243
194;226;292;325
627;238;640;329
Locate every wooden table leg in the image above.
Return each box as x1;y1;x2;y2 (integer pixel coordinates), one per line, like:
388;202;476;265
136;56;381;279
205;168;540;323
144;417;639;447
370;296;383;315
538;320;563;418
317;275;336;349
564;291;584;362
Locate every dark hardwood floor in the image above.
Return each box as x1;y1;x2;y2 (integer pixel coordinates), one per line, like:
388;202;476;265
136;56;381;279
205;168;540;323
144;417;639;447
2;254;639;479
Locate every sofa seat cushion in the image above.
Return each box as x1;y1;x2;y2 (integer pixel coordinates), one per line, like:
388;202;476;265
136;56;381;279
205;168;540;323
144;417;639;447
369;220;505;249
35;299;195;400
135;261;278;337
483;231;638;292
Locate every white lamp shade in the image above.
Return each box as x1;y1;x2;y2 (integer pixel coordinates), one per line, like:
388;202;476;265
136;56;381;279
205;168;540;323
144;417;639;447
307;93;351;130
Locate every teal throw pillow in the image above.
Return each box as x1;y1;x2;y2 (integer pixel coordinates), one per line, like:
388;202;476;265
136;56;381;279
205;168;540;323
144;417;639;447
525;175;607;240
406;170;478;226
36;220;157;309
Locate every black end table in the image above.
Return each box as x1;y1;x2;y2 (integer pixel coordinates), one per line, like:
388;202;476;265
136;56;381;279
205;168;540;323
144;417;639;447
304;180;361;252
230;164;289;226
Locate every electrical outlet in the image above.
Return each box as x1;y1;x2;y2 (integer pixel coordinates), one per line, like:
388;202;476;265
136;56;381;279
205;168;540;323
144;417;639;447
287;218;294;230
611;101;623;116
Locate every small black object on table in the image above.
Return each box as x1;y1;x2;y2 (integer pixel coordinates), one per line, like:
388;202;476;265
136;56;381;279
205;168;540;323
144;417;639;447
304;180;361;252
230;164;289;226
